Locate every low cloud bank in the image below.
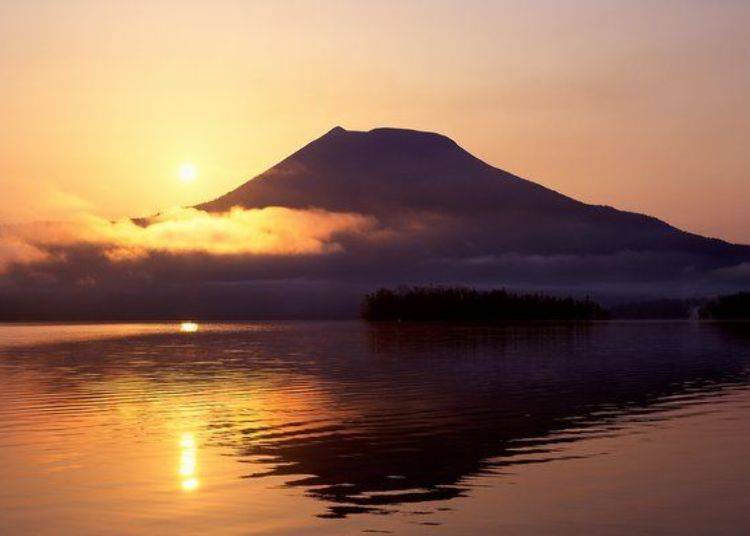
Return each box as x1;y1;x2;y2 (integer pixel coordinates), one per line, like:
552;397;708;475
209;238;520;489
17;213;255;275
0;206;375;271
1;204;749;319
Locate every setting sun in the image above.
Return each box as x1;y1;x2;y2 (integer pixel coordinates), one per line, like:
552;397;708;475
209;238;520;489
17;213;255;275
178;163;198;184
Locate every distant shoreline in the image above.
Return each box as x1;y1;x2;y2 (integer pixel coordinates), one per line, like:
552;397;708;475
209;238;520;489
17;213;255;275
0;292;747;324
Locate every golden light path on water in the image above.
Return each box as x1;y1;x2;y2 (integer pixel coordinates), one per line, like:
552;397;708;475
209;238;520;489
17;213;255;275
178;322;202;491
179;433;199;492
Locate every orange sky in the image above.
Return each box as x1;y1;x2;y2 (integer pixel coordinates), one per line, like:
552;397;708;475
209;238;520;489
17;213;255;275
1;0;749;243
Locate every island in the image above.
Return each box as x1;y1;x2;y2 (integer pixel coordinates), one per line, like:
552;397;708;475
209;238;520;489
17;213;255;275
362;286;608;322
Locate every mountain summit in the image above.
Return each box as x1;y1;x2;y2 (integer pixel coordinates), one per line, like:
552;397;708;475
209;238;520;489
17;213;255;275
199;126;571;218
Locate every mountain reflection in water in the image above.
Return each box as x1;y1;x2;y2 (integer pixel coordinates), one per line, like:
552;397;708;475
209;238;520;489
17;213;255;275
0;321;749;532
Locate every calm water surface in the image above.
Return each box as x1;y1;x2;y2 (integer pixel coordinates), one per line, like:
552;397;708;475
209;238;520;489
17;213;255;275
0;321;749;535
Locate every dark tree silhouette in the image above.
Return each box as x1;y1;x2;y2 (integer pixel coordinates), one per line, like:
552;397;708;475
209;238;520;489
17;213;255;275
700;292;750;319
362;286;608;322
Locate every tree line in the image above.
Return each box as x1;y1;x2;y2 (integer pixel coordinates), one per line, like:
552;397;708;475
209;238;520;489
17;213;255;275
699;292;750;320
362;286;608;322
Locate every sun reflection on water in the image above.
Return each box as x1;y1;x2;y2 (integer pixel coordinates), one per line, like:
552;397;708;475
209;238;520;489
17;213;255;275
179;433;199;492
179;322;199;333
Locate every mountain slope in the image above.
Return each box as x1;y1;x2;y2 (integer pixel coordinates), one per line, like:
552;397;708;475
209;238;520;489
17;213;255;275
198;126;749;263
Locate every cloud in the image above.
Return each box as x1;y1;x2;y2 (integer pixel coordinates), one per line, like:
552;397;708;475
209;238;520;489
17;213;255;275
1;203;749;320
0;206;376;272
0;229;48;271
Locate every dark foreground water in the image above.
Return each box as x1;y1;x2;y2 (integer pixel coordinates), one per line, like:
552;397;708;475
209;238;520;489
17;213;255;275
0;321;749;535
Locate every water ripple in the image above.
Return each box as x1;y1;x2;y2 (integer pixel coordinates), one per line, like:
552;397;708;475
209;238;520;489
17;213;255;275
0;321;749;523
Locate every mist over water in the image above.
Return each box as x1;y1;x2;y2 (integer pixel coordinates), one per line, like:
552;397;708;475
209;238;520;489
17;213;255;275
0;321;749;534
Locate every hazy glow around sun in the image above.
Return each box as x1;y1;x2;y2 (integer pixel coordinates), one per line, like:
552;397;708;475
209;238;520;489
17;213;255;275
178;163;198;184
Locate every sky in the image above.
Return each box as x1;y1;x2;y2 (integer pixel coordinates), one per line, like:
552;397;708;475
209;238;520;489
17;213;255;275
1;0;749;243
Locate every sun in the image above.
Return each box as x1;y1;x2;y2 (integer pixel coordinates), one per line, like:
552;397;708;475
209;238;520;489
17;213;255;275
178;163;198;184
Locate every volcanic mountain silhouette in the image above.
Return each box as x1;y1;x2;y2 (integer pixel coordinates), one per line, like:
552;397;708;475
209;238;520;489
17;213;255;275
199;126;748;261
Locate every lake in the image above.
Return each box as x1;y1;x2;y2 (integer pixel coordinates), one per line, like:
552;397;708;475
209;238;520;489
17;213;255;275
0;321;748;535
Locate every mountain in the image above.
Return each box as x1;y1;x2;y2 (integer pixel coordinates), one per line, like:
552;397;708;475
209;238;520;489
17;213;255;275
199;126;748;263
1;126;748;321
